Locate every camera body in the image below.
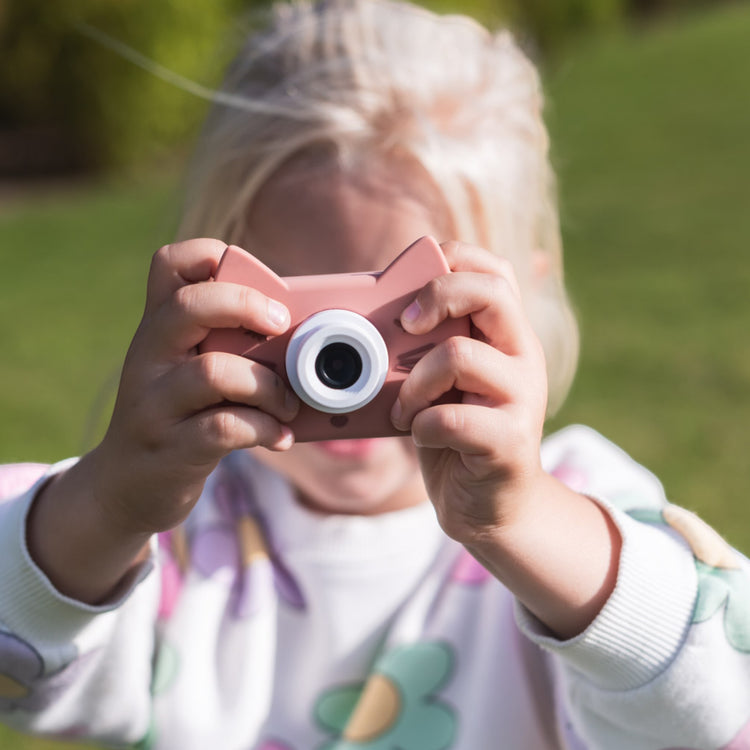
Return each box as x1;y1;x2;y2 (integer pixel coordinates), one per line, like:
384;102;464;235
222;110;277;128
200;236;470;442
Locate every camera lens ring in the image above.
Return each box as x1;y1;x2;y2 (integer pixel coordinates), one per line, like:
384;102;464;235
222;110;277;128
285;309;389;414
314;342;363;390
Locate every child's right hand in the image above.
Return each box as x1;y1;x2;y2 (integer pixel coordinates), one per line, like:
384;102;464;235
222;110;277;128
93;238;300;534
27;239;299;603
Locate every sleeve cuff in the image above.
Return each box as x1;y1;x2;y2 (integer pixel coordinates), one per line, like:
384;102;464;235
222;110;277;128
515;498;698;690
0;459;156;649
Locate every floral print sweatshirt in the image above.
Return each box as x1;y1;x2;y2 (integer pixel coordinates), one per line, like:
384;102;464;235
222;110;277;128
1;425;749;750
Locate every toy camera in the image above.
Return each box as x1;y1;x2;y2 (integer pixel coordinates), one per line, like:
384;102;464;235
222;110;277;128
200;236;470;442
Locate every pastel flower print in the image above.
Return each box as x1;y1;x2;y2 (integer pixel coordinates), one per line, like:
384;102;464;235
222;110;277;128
315;641;457;750
450;549;491;586
629;505;750;653
0;632;44;710
212;463;306;612
692;561;750;652
549;458;589;494
657;505;750;651
0;632;91;713
157;528;188;620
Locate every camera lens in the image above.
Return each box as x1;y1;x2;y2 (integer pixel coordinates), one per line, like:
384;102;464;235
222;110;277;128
315;343;363;390
285;309;389;414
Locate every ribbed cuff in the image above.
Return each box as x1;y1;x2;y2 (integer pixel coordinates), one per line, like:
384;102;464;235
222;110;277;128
515;500;697;690
0;460;155;650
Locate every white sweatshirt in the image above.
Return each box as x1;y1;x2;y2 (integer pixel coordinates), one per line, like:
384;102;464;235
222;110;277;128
1;425;749;750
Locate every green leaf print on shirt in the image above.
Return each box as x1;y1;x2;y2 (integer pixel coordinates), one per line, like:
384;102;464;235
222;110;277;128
693;561;750;653
628;504;750;653
315;641;457;750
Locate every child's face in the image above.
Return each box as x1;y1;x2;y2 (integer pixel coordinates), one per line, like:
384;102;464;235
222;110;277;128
241;156;452;515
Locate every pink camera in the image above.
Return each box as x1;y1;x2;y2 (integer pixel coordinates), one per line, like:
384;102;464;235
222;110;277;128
200;236;470;442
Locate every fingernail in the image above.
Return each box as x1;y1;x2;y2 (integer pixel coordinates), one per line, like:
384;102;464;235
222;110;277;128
267;299;289;329
390;399;404;429
402;299;421;325
275;426;295;450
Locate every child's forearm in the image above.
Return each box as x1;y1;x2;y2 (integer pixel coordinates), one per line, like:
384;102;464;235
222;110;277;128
464;473;622;641
22;239;300;607
26;450;152;606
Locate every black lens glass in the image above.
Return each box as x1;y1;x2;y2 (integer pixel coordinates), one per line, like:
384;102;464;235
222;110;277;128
315;343;363;390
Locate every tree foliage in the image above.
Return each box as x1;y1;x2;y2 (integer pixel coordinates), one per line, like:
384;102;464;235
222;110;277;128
0;0;727;174
0;0;248;172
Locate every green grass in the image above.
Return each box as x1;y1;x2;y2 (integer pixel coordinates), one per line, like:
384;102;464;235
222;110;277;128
0;182;177;750
1;4;750;748
0;180;179;461
543;3;750;550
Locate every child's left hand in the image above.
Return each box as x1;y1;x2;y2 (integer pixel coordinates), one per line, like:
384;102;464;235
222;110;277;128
391;241;620;639
390;241;548;545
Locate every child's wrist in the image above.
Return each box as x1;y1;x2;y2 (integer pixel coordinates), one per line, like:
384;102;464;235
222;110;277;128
26;453;153;605
462;474;622;639
83;445;156;540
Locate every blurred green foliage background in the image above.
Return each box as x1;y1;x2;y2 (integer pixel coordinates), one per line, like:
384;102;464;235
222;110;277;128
1;0;749;748
0;0;718;174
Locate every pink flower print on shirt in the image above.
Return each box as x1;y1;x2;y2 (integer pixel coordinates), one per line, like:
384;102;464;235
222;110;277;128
723;718;750;750
450;549;491;586
157;529;188;621
549;458;589;494
256;740;296;750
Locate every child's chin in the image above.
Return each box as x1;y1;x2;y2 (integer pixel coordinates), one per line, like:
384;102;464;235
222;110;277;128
296;491;404;516
254;435;422;514
297;468;425;516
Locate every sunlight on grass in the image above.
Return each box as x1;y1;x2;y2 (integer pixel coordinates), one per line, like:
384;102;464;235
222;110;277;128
0;181;178;462
543;3;750;550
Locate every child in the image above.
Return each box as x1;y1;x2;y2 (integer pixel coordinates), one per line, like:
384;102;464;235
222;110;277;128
1;1;749;748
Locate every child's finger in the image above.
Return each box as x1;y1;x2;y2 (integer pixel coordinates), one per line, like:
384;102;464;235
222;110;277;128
391;337;520;431
440;241;522;295
145;239;229;312
146;281;290;357
401;271;533;356
410;402;505;457
180;405;295;459
158;352;300;424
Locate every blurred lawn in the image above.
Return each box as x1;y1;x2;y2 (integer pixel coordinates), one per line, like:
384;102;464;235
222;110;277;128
1;4;749;748
543;3;750;551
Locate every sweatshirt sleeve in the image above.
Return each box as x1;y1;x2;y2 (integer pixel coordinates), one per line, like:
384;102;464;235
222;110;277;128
0;462;160;746
518;425;750;750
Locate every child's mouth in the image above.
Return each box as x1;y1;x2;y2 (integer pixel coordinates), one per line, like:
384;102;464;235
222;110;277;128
312;439;380;459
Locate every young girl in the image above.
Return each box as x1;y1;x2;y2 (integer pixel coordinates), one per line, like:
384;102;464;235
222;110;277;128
1;1;749;748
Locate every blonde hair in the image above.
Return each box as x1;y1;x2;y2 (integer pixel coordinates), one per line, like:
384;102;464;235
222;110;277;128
178;0;579;414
